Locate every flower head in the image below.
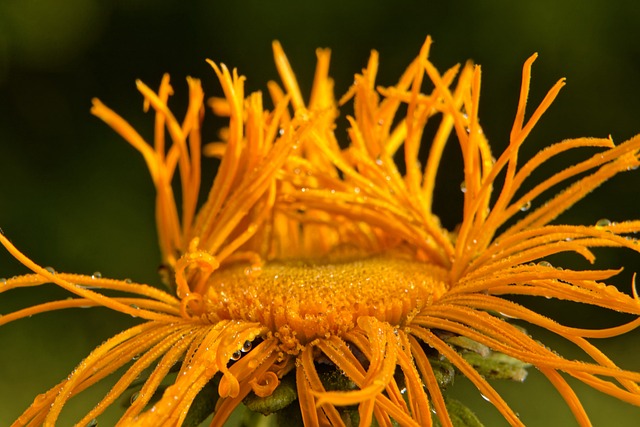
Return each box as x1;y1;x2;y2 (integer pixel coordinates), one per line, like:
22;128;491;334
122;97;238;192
2;37;640;426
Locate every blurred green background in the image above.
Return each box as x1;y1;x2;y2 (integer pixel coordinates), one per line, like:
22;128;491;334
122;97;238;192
0;0;639;425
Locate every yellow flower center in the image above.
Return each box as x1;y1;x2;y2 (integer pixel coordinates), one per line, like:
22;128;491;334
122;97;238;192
205;254;448;350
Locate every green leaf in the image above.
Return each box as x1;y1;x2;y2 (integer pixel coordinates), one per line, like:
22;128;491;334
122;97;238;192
429;358;457;388
244;373;297;416
462;351;531;382
432;397;484;427
183;375;221;427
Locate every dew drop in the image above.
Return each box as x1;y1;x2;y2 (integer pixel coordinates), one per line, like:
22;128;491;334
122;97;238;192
33;393;48;404
230;351;242;361
520;200;532;212
157;265;171;286
91;272;102;279
44;266;56;275
125;278;133;284
244;265;262;278
595;218;612;228
86;419;98;427
498;311;517;319
278;128;285;136
538;261;552;268
132;353;141;361
0;278;6;286
129;304;140;318
241;340;252;353
480;393;492;403
130;392;140;405
460;181;467;193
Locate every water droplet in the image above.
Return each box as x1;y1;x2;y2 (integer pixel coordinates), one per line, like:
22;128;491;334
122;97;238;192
230;351;242;361
0;278;6;286
498;311;517;319
130;392;140;405
538;261;552;267
125;278;133;284
91;272;102;279
86;419;98;427
157;265;171;286
520;200;532;212
44;266;56;275
480;393;492;403
132;353;141;361
28;394;49;410
595;218;611;228
241;340;252;352
278;128;285;136
460;181;467;193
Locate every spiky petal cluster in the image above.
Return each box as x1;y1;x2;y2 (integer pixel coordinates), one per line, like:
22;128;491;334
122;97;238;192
2;37;640;426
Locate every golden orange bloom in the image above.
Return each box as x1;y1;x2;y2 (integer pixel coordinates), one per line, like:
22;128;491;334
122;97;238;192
2;37;640;426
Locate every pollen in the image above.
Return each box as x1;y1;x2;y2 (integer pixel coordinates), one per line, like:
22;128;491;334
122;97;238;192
205;255;449;346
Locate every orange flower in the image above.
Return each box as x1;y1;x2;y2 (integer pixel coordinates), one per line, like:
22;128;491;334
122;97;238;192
2;37;640;426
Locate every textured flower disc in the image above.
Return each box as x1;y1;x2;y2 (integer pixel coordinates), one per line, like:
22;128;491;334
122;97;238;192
205;255;449;346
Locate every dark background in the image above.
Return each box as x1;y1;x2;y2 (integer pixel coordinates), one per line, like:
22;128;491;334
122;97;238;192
1;1;639;425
